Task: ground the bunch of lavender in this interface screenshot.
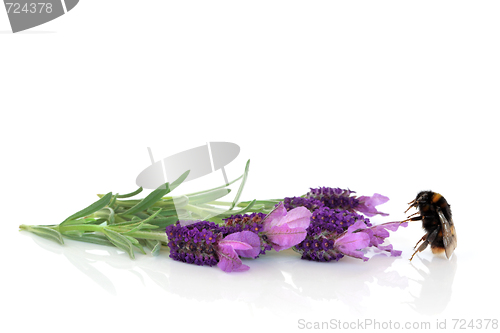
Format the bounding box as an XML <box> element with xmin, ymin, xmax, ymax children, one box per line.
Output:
<box><xmin>215</xmin><ymin>187</ymin><xmax>407</xmax><ymax>264</ymax></box>
<box><xmin>166</xmin><ymin>204</ymin><xmax>312</xmax><ymax>272</ymax></box>
<box><xmin>18</xmin><ymin>153</ymin><xmax>408</xmax><ymax>272</ymax></box>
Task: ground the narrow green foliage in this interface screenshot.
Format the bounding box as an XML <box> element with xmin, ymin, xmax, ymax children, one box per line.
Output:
<box><xmin>218</xmin><ymin>199</ymin><xmax>258</xmax><ymax>218</ymax></box>
<box><xmin>122</xmin><ymin>170</ymin><xmax>189</xmax><ymax>216</ymax></box>
<box><xmin>229</xmin><ymin>159</ymin><xmax>250</xmax><ymax>210</ymax></box>
<box><xmin>60</xmin><ymin>192</ymin><xmax>113</xmax><ymax>225</ymax></box>
<box><xmin>122</xmin><ymin>209</ymin><xmax>162</xmax><ymax>235</ymax></box>
<box><xmin>147</xmin><ymin>239</ymin><xmax>162</xmax><ymax>256</ymax></box>
<box><xmin>116</xmin><ymin>187</ymin><xmax>143</xmax><ymax>198</ymax></box>
<box><xmin>20</xmin><ymin>225</ymin><xmax>64</xmax><ymax>245</ymax></box>
<box><xmin>63</xmin><ymin>233</ymin><xmax>114</xmax><ymax>247</ymax></box>
<box><xmin>124</xmin><ymin>235</ymin><xmax>147</xmax><ymax>255</ymax></box>
<box><xmin>102</xmin><ymin>228</ymin><xmax>135</xmax><ymax>259</ymax></box>
<box><xmin>19</xmin><ymin>160</ymin><xmax>260</xmax><ymax>259</ymax></box>
<box><xmin>188</xmin><ymin>189</ymin><xmax>231</xmax><ymax>205</ymax></box>
<box><xmin>145</xmin><ymin>216</ymin><xmax>179</xmax><ymax>229</ymax></box>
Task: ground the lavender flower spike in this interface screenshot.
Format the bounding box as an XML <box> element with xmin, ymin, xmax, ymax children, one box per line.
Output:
<box><xmin>294</xmin><ymin>210</ymin><xmax>408</xmax><ymax>262</ymax></box>
<box><xmin>262</xmin><ymin>202</ymin><xmax>312</xmax><ymax>252</ymax></box>
<box><xmin>306</xmin><ymin>187</ymin><xmax>390</xmax><ymax>217</ymax></box>
<box><xmin>166</xmin><ymin>221</ymin><xmax>260</xmax><ymax>273</ymax></box>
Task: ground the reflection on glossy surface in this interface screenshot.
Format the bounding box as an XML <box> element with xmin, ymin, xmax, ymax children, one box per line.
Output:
<box><xmin>23</xmin><ymin>231</ymin><xmax>457</xmax><ymax>317</ymax></box>
<box><xmin>407</xmin><ymin>254</ymin><xmax>458</xmax><ymax>315</ymax></box>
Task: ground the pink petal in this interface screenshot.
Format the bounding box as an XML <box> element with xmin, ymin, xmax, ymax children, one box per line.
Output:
<box><xmin>218</xmin><ymin>239</ymin><xmax>253</xmax><ymax>250</ymax></box>
<box><xmin>265</xmin><ymin>224</ymin><xmax>308</xmax><ymax>252</ymax></box>
<box><xmin>371</xmin><ymin>221</ymin><xmax>408</xmax><ymax>232</ymax></box>
<box><xmin>262</xmin><ymin>202</ymin><xmax>287</xmax><ymax>231</ymax></box>
<box><xmin>346</xmin><ymin>220</ymin><xmax>369</xmax><ymax>233</ymax></box>
<box><xmin>216</xmin><ymin>243</ymin><xmax>250</xmax><ymax>273</ymax></box>
<box><xmin>357</xmin><ymin>193</ymin><xmax>390</xmax><ymax>217</ymax></box>
<box><xmin>276</xmin><ymin>206</ymin><xmax>312</xmax><ymax>229</ymax></box>
<box><xmin>222</xmin><ymin>231</ymin><xmax>261</xmax><ymax>258</ymax></box>
<box><xmin>334</xmin><ymin>231</ymin><xmax>370</xmax><ymax>260</ymax></box>
<box><xmin>365</xmin><ymin>221</ymin><xmax>408</xmax><ymax>246</ymax></box>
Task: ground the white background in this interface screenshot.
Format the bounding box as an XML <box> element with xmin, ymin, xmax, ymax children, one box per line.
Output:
<box><xmin>1</xmin><ymin>1</ymin><xmax>499</xmax><ymax>332</ymax></box>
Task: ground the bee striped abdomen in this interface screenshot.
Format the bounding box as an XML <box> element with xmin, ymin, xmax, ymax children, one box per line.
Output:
<box><xmin>407</xmin><ymin>190</ymin><xmax>457</xmax><ymax>261</ymax></box>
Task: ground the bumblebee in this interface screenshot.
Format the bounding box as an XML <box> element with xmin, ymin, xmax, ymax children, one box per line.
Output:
<box><xmin>404</xmin><ymin>191</ymin><xmax>457</xmax><ymax>261</ymax></box>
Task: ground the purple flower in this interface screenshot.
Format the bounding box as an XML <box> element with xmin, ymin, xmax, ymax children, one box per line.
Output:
<box><xmin>356</xmin><ymin>193</ymin><xmax>390</xmax><ymax>217</ymax></box>
<box><xmin>294</xmin><ymin>209</ymin><xmax>372</xmax><ymax>262</ymax></box>
<box><xmin>333</xmin><ymin>220</ymin><xmax>371</xmax><ymax>261</ymax></box>
<box><xmin>283</xmin><ymin>196</ymin><xmax>325</xmax><ymax>212</ymax></box>
<box><xmin>166</xmin><ymin>221</ymin><xmax>223</xmax><ymax>267</ymax></box>
<box><xmin>166</xmin><ymin>221</ymin><xmax>262</xmax><ymax>273</ymax></box>
<box><xmin>360</xmin><ymin>221</ymin><xmax>409</xmax><ymax>256</ymax></box>
<box><xmin>306</xmin><ymin>187</ymin><xmax>389</xmax><ymax>217</ymax></box>
<box><xmin>222</xmin><ymin>231</ymin><xmax>261</xmax><ymax>259</ymax></box>
<box><xmin>216</xmin><ymin>231</ymin><xmax>261</xmax><ymax>272</ymax></box>
<box><xmin>222</xmin><ymin>212</ymin><xmax>271</xmax><ymax>255</ymax></box>
<box><xmin>306</xmin><ymin>187</ymin><xmax>359</xmax><ymax>211</ymax></box>
<box><xmin>261</xmin><ymin>202</ymin><xmax>312</xmax><ymax>252</ymax></box>
<box><xmin>293</xmin><ymin>209</ymin><xmax>407</xmax><ymax>262</ymax></box>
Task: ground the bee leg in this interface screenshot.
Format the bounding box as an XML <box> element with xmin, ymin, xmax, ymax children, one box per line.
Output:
<box><xmin>404</xmin><ymin>200</ymin><xmax>416</xmax><ymax>213</ymax></box>
<box><xmin>401</xmin><ymin>215</ymin><xmax>423</xmax><ymax>223</ymax></box>
<box><xmin>414</xmin><ymin>234</ymin><xmax>427</xmax><ymax>250</ymax></box>
<box><xmin>409</xmin><ymin>228</ymin><xmax>439</xmax><ymax>261</ymax></box>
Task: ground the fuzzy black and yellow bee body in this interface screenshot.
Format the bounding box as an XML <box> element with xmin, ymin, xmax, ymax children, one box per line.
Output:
<box><xmin>405</xmin><ymin>191</ymin><xmax>457</xmax><ymax>261</ymax></box>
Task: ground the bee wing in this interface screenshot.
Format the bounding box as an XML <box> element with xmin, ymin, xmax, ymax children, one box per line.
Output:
<box><xmin>437</xmin><ymin>208</ymin><xmax>457</xmax><ymax>259</ymax></box>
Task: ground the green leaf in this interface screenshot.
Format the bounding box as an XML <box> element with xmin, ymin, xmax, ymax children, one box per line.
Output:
<box><xmin>62</xmin><ymin>230</ymin><xmax>84</xmax><ymax>237</ymax></box>
<box><xmin>63</xmin><ymin>233</ymin><xmax>114</xmax><ymax>247</ymax></box>
<box><xmin>122</xmin><ymin>209</ymin><xmax>162</xmax><ymax>235</ymax></box>
<box><xmin>184</xmin><ymin>173</ymin><xmax>243</xmax><ymax>196</ymax></box>
<box><xmin>218</xmin><ymin>199</ymin><xmax>258</xmax><ymax>218</ymax></box>
<box><xmin>189</xmin><ymin>189</ymin><xmax>231</xmax><ymax>205</ymax></box>
<box><xmin>20</xmin><ymin>225</ymin><xmax>64</xmax><ymax>245</ymax></box>
<box><xmin>169</xmin><ymin>169</ymin><xmax>191</xmax><ymax>193</ymax></box>
<box><xmin>148</xmin><ymin>240</ymin><xmax>162</xmax><ymax>256</ymax></box>
<box><xmin>61</xmin><ymin>192</ymin><xmax>113</xmax><ymax>225</ymax></box>
<box><xmin>102</xmin><ymin>228</ymin><xmax>135</xmax><ymax>259</ymax></box>
<box><xmin>116</xmin><ymin>187</ymin><xmax>143</xmax><ymax>198</ymax></box>
<box><xmin>122</xmin><ymin>170</ymin><xmax>190</xmax><ymax>216</ymax></box>
<box><xmin>101</xmin><ymin>207</ymin><xmax>115</xmax><ymax>224</ymax></box>
<box><xmin>55</xmin><ymin>217</ymin><xmax>100</xmax><ymax>226</ymax></box>
<box><xmin>145</xmin><ymin>216</ymin><xmax>179</xmax><ymax>229</ymax></box>
<box><xmin>108</xmin><ymin>193</ymin><xmax>118</xmax><ymax>208</ymax></box>
<box><xmin>124</xmin><ymin>235</ymin><xmax>146</xmax><ymax>255</ymax></box>
<box><xmin>156</xmin><ymin>209</ymin><xmax>183</xmax><ymax>217</ymax></box>
<box><xmin>230</xmin><ymin>159</ymin><xmax>250</xmax><ymax>210</ymax></box>
<box><xmin>144</xmin><ymin>239</ymin><xmax>162</xmax><ymax>256</ymax></box>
